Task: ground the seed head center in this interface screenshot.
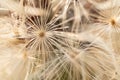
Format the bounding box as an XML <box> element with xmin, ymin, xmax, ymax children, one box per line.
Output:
<box><xmin>38</xmin><ymin>31</ymin><xmax>45</xmax><ymax>38</ymax></box>
<box><xmin>110</xmin><ymin>19</ymin><xmax>116</xmax><ymax>26</ymax></box>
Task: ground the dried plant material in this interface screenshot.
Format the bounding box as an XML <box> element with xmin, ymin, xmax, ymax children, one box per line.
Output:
<box><xmin>0</xmin><ymin>0</ymin><xmax>120</xmax><ymax>80</ymax></box>
<box><xmin>90</xmin><ymin>7</ymin><xmax>120</xmax><ymax>54</ymax></box>
<box><xmin>33</xmin><ymin>33</ymin><xmax>115</xmax><ymax>80</ymax></box>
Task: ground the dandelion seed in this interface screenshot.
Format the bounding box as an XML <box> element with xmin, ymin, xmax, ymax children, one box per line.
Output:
<box><xmin>35</xmin><ymin>33</ymin><xmax>115</xmax><ymax>80</ymax></box>
<box><xmin>0</xmin><ymin>0</ymin><xmax>120</xmax><ymax>80</ymax></box>
<box><xmin>90</xmin><ymin>6</ymin><xmax>120</xmax><ymax>54</ymax></box>
<box><xmin>14</xmin><ymin>0</ymin><xmax>75</xmax><ymax>64</ymax></box>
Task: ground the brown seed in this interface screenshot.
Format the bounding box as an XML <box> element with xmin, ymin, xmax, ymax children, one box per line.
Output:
<box><xmin>39</xmin><ymin>31</ymin><xmax>45</xmax><ymax>38</ymax></box>
<box><xmin>110</xmin><ymin>19</ymin><xmax>116</xmax><ymax>26</ymax></box>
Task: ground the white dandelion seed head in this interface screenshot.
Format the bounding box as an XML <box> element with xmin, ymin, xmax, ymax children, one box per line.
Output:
<box><xmin>32</xmin><ymin>32</ymin><xmax>116</xmax><ymax>80</ymax></box>
<box><xmin>0</xmin><ymin>0</ymin><xmax>120</xmax><ymax>80</ymax></box>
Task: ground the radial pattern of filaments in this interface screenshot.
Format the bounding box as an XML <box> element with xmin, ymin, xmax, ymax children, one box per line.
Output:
<box><xmin>92</xmin><ymin>7</ymin><xmax>120</xmax><ymax>27</ymax></box>
<box><xmin>1</xmin><ymin>0</ymin><xmax>120</xmax><ymax>80</ymax></box>
<box><xmin>90</xmin><ymin>6</ymin><xmax>120</xmax><ymax>54</ymax></box>
<box><xmin>32</xmin><ymin>33</ymin><xmax>115</xmax><ymax>80</ymax></box>
<box><xmin>20</xmin><ymin>0</ymin><xmax>74</xmax><ymax>63</ymax></box>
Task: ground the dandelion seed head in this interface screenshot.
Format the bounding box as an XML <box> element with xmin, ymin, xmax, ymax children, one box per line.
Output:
<box><xmin>35</xmin><ymin>32</ymin><xmax>116</xmax><ymax>80</ymax></box>
<box><xmin>1</xmin><ymin>0</ymin><xmax>120</xmax><ymax>80</ymax></box>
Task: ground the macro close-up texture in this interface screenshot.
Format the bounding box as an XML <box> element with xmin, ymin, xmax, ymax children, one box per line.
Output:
<box><xmin>0</xmin><ymin>0</ymin><xmax>120</xmax><ymax>80</ymax></box>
